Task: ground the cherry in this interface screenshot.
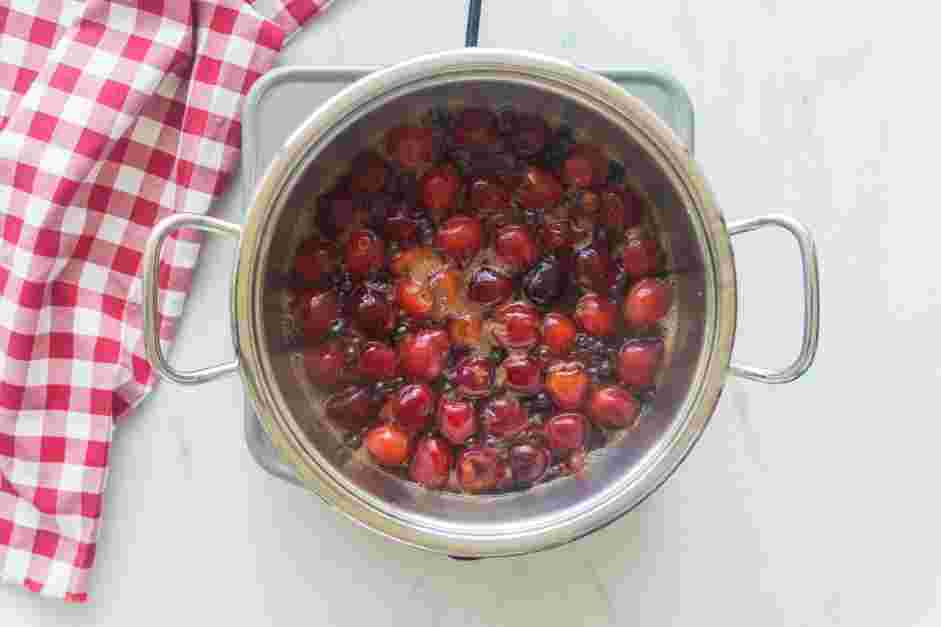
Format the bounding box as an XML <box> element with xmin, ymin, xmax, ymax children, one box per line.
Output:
<box><xmin>390</xmin><ymin>246</ymin><xmax>441</xmax><ymax>277</ymax></box>
<box><xmin>522</xmin><ymin>256</ymin><xmax>564</xmax><ymax>307</ymax></box>
<box><xmin>303</xmin><ymin>340</ymin><xmax>344</xmax><ymax>387</ymax></box>
<box><xmin>467</xmin><ymin>267</ymin><xmax>513</xmax><ymax>306</ymax></box>
<box><xmin>563</xmin><ymin>449</ymin><xmax>587</xmax><ymax>475</ymax></box>
<box><xmin>468</xmin><ymin>177</ymin><xmax>511</xmax><ymax>212</ymax></box>
<box><xmin>518</xmin><ymin>166</ymin><xmax>562</xmax><ymax>209</ymax></box>
<box><xmin>495</xmin><ymin>225</ymin><xmax>539</xmax><ymax>272</ymax></box>
<box><xmin>600</xmin><ymin>187</ymin><xmax>643</xmax><ymax>232</ymax></box>
<box><xmin>540</xmin><ymin>218</ymin><xmax>573</xmax><ymax>251</ymax></box>
<box><xmin>398</xmin><ymin>329</ymin><xmax>450</xmax><ymax>381</ymax></box>
<box><xmin>395</xmin><ymin>383</ymin><xmax>436</xmax><ymax>432</ymax></box>
<box><xmin>623</xmin><ymin>278</ymin><xmax>672</xmax><ymax>328</ymax></box>
<box><xmin>448</xmin><ymin>313</ymin><xmax>483</xmax><ymax>349</ymax></box>
<box><xmin>385</xmin><ymin>125</ymin><xmax>435</xmax><ymax>169</ymax></box>
<box><xmin>449</xmin><ymin>355</ymin><xmax>494</xmax><ymax>398</ymax></box>
<box><xmin>562</xmin><ymin>145</ymin><xmax>607</xmax><ymax>188</ymax></box>
<box><xmin>349</xmin><ymin>152</ymin><xmax>388</xmax><ymax>194</ymax></box>
<box><xmin>365</xmin><ymin>423</ymin><xmax>411</xmax><ymax>466</ymax></box>
<box><xmin>574</xmin><ymin>244</ymin><xmax>610</xmax><ymax>294</ymax></box>
<box><xmin>437</xmin><ymin>396</ymin><xmax>477</xmax><ymax>444</ymax></box>
<box><xmin>500</xmin><ymin>354</ymin><xmax>542</xmax><ymax>394</ymax></box>
<box><xmin>544</xmin><ymin>412</ymin><xmax>588</xmax><ymax>453</ymax></box>
<box><xmin>508</xmin><ymin>443</ymin><xmax>550</xmax><ymax>485</ymax></box>
<box><xmin>325</xmin><ymin>385</ymin><xmax>379</xmax><ymax>430</ymax></box>
<box><xmin>420</xmin><ymin>163</ymin><xmax>461</xmax><ymax>213</ymax></box>
<box><xmin>588</xmin><ymin>386</ymin><xmax>641</xmax><ymax>429</ymax></box>
<box><xmin>396</xmin><ymin>278</ymin><xmax>434</xmax><ymax>319</ymax></box>
<box><xmin>492</xmin><ymin>301</ymin><xmax>542</xmax><ymax>349</ymax></box>
<box><xmin>576</xmin><ymin>189</ymin><xmax>601</xmax><ymax>217</ymax></box>
<box><xmin>509</xmin><ymin>113</ymin><xmax>548</xmax><ymax>157</ymax></box>
<box><xmin>317</xmin><ymin>193</ymin><xmax>358</xmax><ymax>239</ymax></box>
<box><xmin>293</xmin><ymin>237</ymin><xmax>334</xmax><ymax>285</ymax></box>
<box><xmin>544</xmin><ymin>361</ymin><xmax>590</xmax><ymax>410</ymax></box>
<box><xmin>345</xmin><ymin>229</ymin><xmax>384</xmax><ymax>277</ymax></box>
<box><xmin>383</xmin><ymin>205</ymin><xmax>420</xmax><ymax>244</ymax></box>
<box><xmin>428</xmin><ymin>267</ymin><xmax>462</xmax><ymax>317</ymax></box>
<box><xmin>452</xmin><ymin>108</ymin><xmax>499</xmax><ymax>148</ymax></box>
<box><xmin>435</xmin><ymin>215</ymin><xmax>483</xmax><ymax>263</ymax></box>
<box><xmin>457</xmin><ymin>446</ymin><xmax>502</xmax><ymax>493</ymax></box>
<box><xmin>409</xmin><ymin>436</ymin><xmax>454</xmax><ymax>488</ymax></box>
<box><xmin>293</xmin><ymin>289</ymin><xmax>339</xmax><ymax>341</ymax></box>
<box><xmin>481</xmin><ymin>396</ymin><xmax>529</xmax><ymax>440</ymax></box>
<box><xmin>542</xmin><ymin>313</ymin><xmax>577</xmax><ymax>356</ymax></box>
<box><xmin>617</xmin><ymin>338</ymin><xmax>664</xmax><ymax>387</ymax></box>
<box><xmin>574</xmin><ymin>293</ymin><xmax>617</xmax><ymax>337</ymax></box>
<box><xmin>357</xmin><ymin>341</ymin><xmax>398</xmax><ymax>380</ymax></box>
<box><xmin>350</xmin><ymin>284</ymin><xmax>395</xmax><ymax>338</ymax></box>
<box><xmin>621</xmin><ymin>237</ymin><xmax>662</xmax><ymax>278</ymax></box>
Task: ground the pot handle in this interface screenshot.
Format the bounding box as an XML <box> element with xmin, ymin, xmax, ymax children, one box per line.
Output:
<box><xmin>143</xmin><ymin>213</ymin><xmax>242</xmax><ymax>385</ymax></box>
<box><xmin>727</xmin><ymin>214</ymin><xmax>820</xmax><ymax>384</ymax></box>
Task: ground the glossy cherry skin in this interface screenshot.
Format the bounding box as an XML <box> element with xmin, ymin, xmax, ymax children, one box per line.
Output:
<box><xmin>303</xmin><ymin>340</ymin><xmax>344</xmax><ymax>387</ymax></box>
<box><xmin>517</xmin><ymin>166</ymin><xmax>563</xmax><ymax>209</ymax></box>
<box><xmin>383</xmin><ymin>205</ymin><xmax>420</xmax><ymax>244</ymax></box>
<box><xmin>492</xmin><ymin>302</ymin><xmax>542</xmax><ymax>349</ymax></box>
<box><xmin>467</xmin><ymin>267</ymin><xmax>513</xmax><ymax>306</ymax></box>
<box><xmin>385</xmin><ymin>125</ymin><xmax>435</xmax><ymax>169</ymax></box>
<box><xmin>562</xmin><ymin>145</ymin><xmax>607</xmax><ymax>188</ymax></box>
<box><xmin>544</xmin><ymin>361</ymin><xmax>590</xmax><ymax>410</ymax></box>
<box><xmin>623</xmin><ymin>278</ymin><xmax>673</xmax><ymax>328</ymax></box>
<box><xmin>617</xmin><ymin>338</ymin><xmax>664</xmax><ymax>387</ymax></box>
<box><xmin>435</xmin><ymin>215</ymin><xmax>483</xmax><ymax>263</ymax></box>
<box><xmin>345</xmin><ymin>229</ymin><xmax>384</xmax><ymax>277</ymax></box>
<box><xmin>325</xmin><ymin>385</ymin><xmax>379</xmax><ymax>431</ymax></box>
<box><xmin>420</xmin><ymin>163</ymin><xmax>461</xmax><ymax>213</ymax></box>
<box><xmin>522</xmin><ymin>256</ymin><xmax>564</xmax><ymax>308</ymax></box>
<box><xmin>621</xmin><ymin>238</ymin><xmax>662</xmax><ymax>278</ymax></box>
<box><xmin>540</xmin><ymin>219</ymin><xmax>573</xmax><ymax>252</ymax></box>
<box><xmin>508</xmin><ymin>443</ymin><xmax>550</xmax><ymax>485</ymax></box>
<box><xmin>501</xmin><ymin>354</ymin><xmax>542</xmax><ymax>394</ymax></box>
<box><xmin>481</xmin><ymin>396</ymin><xmax>529</xmax><ymax>439</ymax></box>
<box><xmin>542</xmin><ymin>313</ymin><xmax>577</xmax><ymax>356</ymax></box>
<box><xmin>365</xmin><ymin>423</ymin><xmax>411</xmax><ymax>466</ymax></box>
<box><xmin>448</xmin><ymin>313</ymin><xmax>483</xmax><ymax>349</ymax></box>
<box><xmin>457</xmin><ymin>447</ymin><xmax>502</xmax><ymax>493</ymax></box>
<box><xmin>349</xmin><ymin>152</ymin><xmax>388</xmax><ymax>194</ymax></box>
<box><xmin>398</xmin><ymin>329</ymin><xmax>450</xmax><ymax>381</ymax></box>
<box><xmin>588</xmin><ymin>386</ymin><xmax>641</xmax><ymax>429</ymax></box>
<box><xmin>437</xmin><ymin>396</ymin><xmax>477</xmax><ymax>444</ymax></box>
<box><xmin>396</xmin><ymin>277</ymin><xmax>434</xmax><ymax>319</ymax></box>
<box><xmin>544</xmin><ymin>412</ymin><xmax>588</xmax><ymax>453</ymax></box>
<box><xmin>294</xmin><ymin>289</ymin><xmax>339</xmax><ymax>342</ymax></box>
<box><xmin>293</xmin><ymin>237</ymin><xmax>334</xmax><ymax>285</ymax></box>
<box><xmin>395</xmin><ymin>383</ymin><xmax>436</xmax><ymax>433</ymax></box>
<box><xmin>449</xmin><ymin>356</ymin><xmax>494</xmax><ymax>398</ymax></box>
<box><xmin>468</xmin><ymin>177</ymin><xmax>511</xmax><ymax>212</ymax></box>
<box><xmin>574</xmin><ymin>293</ymin><xmax>618</xmax><ymax>337</ymax></box>
<box><xmin>357</xmin><ymin>341</ymin><xmax>398</xmax><ymax>380</ymax></box>
<box><xmin>350</xmin><ymin>285</ymin><xmax>395</xmax><ymax>339</ymax></box>
<box><xmin>600</xmin><ymin>187</ymin><xmax>644</xmax><ymax>232</ymax></box>
<box><xmin>574</xmin><ymin>245</ymin><xmax>610</xmax><ymax>294</ymax></box>
<box><xmin>495</xmin><ymin>225</ymin><xmax>539</xmax><ymax>272</ymax></box>
<box><xmin>409</xmin><ymin>436</ymin><xmax>454</xmax><ymax>488</ymax></box>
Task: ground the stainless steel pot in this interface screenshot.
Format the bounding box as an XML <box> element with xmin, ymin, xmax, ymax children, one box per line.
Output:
<box><xmin>142</xmin><ymin>49</ymin><xmax>819</xmax><ymax>557</ymax></box>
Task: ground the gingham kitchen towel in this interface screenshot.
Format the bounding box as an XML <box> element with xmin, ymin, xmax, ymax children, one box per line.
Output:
<box><xmin>0</xmin><ymin>0</ymin><xmax>332</xmax><ymax>601</ymax></box>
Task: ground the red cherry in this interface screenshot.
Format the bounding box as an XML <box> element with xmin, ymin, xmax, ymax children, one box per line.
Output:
<box><xmin>574</xmin><ymin>293</ymin><xmax>617</xmax><ymax>337</ymax></box>
<box><xmin>468</xmin><ymin>177</ymin><xmax>511</xmax><ymax>212</ymax></box>
<box><xmin>500</xmin><ymin>354</ymin><xmax>542</xmax><ymax>394</ymax></box>
<box><xmin>457</xmin><ymin>447</ymin><xmax>501</xmax><ymax>493</ymax></box>
<box><xmin>358</xmin><ymin>341</ymin><xmax>397</xmax><ymax>380</ymax></box>
<box><xmin>564</xmin><ymin>449</ymin><xmax>587</xmax><ymax>476</ymax></box>
<box><xmin>396</xmin><ymin>278</ymin><xmax>434</xmax><ymax>319</ymax></box>
<box><xmin>293</xmin><ymin>237</ymin><xmax>334</xmax><ymax>285</ymax></box>
<box><xmin>385</xmin><ymin>125</ymin><xmax>435</xmax><ymax>169</ymax></box>
<box><xmin>574</xmin><ymin>245</ymin><xmax>610</xmax><ymax>294</ymax></box>
<box><xmin>437</xmin><ymin>396</ymin><xmax>477</xmax><ymax>444</ymax></box>
<box><xmin>420</xmin><ymin>163</ymin><xmax>461</xmax><ymax>213</ymax></box>
<box><xmin>617</xmin><ymin>338</ymin><xmax>664</xmax><ymax>387</ymax></box>
<box><xmin>383</xmin><ymin>205</ymin><xmax>420</xmax><ymax>244</ymax></box>
<box><xmin>542</xmin><ymin>313</ymin><xmax>577</xmax><ymax>356</ymax></box>
<box><xmin>518</xmin><ymin>166</ymin><xmax>563</xmax><ymax>209</ymax></box>
<box><xmin>293</xmin><ymin>289</ymin><xmax>339</xmax><ymax>341</ymax></box>
<box><xmin>510</xmin><ymin>114</ymin><xmax>548</xmax><ymax>157</ymax></box>
<box><xmin>562</xmin><ymin>145</ymin><xmax>607</xmax><ymax>188</ymax></box>
<box><xmin>495</xmin><ymin>225</ymin><xmax>539</xmax><ymax>272</ymax></box>
<box><xmin>449</xmin><ymin>355</ymin><xmax>494</xmax><ymax>398</ymax></box>
<box><xmin>435</xmin><ymin>215</ymin><xmax>483</xmax><ymax>263</ymax></box>
<box><xmin>395</xmin><ymin>383</ymin><xmax>435</xmax><ymax>433</ymax></box>
<box><xmin>452</xmin><ymin>108</ymin><xmax>498</xmax><ymax>148</ymax></box>
<box><xmin>576</xmin><ymin>189</ymin><xmax>601</xmax><ymax>217</ymax></box>
<box><xmin>350</xmin><ymin>285</ymin><xmax>395</xmax><ymax>338</ymax></box>
<box><xmin>398</xmin><ymin>329</ymin><xmax>450</xmax><ymax>381</ymax></box>
<box><xmin>621</xmin><ymin>238</ymin><xmax>662</xmax><ymax>278</ymax></box>
<box><xmin>544</xmin><ymin>361</ymin><xmax>589</xmax><ymax>410</ymax></box>
<box><xmin>492</xmin><ymin>301</ymin><xmax>541</xmax><ymax>349</ymax></box>
<box><xmin>303</xmin><ymin>340</ymin><xmax>344</xmax><ymax>387</ymax></box>
<box><xmin>588</xmin><ymin>386</ymin><xmax>641</xmax><ymax>429</ymax></box>
<box><xmin>345</xmin><ymin>229</ymin><xmax>384</xmax><ymax>277</ymax></box>
<box><xmin>325</xmin><ymin>385</ymin><xmax>379</xmax><ymax>430</ymax></box>
<box><xmin>365</xmin><ymin>423</ymin><xmax>410</xmax><ymax>466</ymax></box>
<box><xmin>389</xmin><ymin>246</ymin><xmax>440</xmax><ymax>277</ymax></box>
<box><xmin>448</xmin><ymin>313</ymin><xmax>483</xmax><ymax>349</ymax></box>
<box><xmin>545</xmin><ymin>412</ymin><xmax>588</xmax><ymax>453</ymax></box>
<box><xmin>508</xmin><ymin>443</ymin><xmax>550</xmax><ymax>485</ymax></box>
<box><xmin>481</xmin><ymin>396</ymin><xmax>529</xmax><ymax>439</ymax></box>
<box><xmin>623</xmin><ymin>278</ymin><xmax>672</xmax><ymax>327</ymax></box>
<box><xmin>349</xmin><ymin>152</ymin><xmax>388</xmax><ymax>194</ymax></box>
<box><xmin>540</xmin><ymin>218</ymin><xmax>573</xmax><ymax>251</ymax></box>
<box><xmin>600</xmin><ymin>187</ymin><xmax>643</xmax><ymax>232</ymax></box>
<box><xmin>409</xmin><ymin>436</ymin><xmax>454</xmax><ymax>488</ymax></box>
<box><xmin>467</xmin><ymin>267</ymin><xmax>513</xmax><ymax>306</ymax></box>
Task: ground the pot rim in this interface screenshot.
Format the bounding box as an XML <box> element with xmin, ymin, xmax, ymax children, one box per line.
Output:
<box><xmin>232</xmin><ymin>48</ymin><xmax>737</xmax><ymax>556</ymax></box>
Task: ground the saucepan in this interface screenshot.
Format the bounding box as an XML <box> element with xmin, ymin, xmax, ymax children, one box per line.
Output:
<box><xmin>141</xmin><ymin>49</ymin><xmax>819</xmax><ymax>557</ymax></box>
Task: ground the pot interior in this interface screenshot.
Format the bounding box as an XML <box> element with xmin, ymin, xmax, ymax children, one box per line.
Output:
<box><xmin>252</xmin><ymin>72</ymin><xmax>717</xmax><ymax>548</ymax></box>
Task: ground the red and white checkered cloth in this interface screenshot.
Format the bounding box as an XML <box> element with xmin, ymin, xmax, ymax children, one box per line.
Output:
<box><xmin>0</xmin><ymin>0</ymin><xmax>332</xmax><ymax>602</ymax></box>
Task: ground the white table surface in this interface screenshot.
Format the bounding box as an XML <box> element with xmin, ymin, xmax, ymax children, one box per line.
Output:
<box><xmin>2</xmin><ymin>1</ymin><xmax>924</xmax><ymax>624</ymax></box>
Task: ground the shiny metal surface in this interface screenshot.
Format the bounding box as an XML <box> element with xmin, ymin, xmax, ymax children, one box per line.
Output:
<box><xmin>728</xmin><ymin>215</ymin><xmax>820</xmax><ymax>384</ymax></box>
